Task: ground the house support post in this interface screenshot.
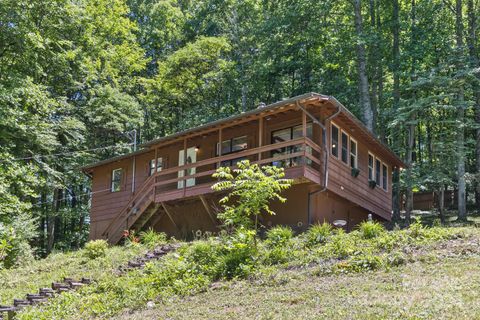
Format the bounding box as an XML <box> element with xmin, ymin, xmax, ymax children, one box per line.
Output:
<box><xmin>183</xmin><ymin>138</ymin><xmax>187</xmax><ymax>197</ymax></box>
<box><xmin>258</xmin><ymin>116</ymin><xmax>264</xmax><ymax>161</ymax></box>
<box><xmin>161</xmin><ymin>202</ymin><xmax>180</xmax><ymax>232</ymax></box>
<box><xmin>217</xmin><ymin>128</ymin><xmax>222</xmax><ymax>168</ymax></box>
<box><xmin>199</xmin><ymin>195</ymin><xmax>218</xmax><ymax>228</ymax></box>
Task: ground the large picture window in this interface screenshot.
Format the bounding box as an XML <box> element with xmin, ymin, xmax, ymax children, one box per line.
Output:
<box><xmin>216</xmin><ymin>135</ymin><xmax>248</xmax><ymax>167</ymax></box>
<box><xmin>272</xmin><ymin>123</ymin><xmax>312</xmax><ymax>167</ymax></box>
<box><xmin>111</xmin><ymin>168</ymin><xmax>122</xmax><ymax>192</ymax></box>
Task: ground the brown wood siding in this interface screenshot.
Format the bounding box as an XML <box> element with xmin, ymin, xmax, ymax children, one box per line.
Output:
<box><xmin>326</xmin><ymin>118</ymin><xmax>392</xmax><ymax>220</ymax></box>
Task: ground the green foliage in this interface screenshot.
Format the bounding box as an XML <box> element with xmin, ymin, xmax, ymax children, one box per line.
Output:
<box><xmin>265</xmin><ymin>226</ymin><xmax>294</xmax><ymax>247</ymax></box>
<box><xmin>358</xmin><ymin>221</ymin><xmax>385</xmax><ymax>239</ymax></box>
<box><xmin>83</xmin><ymin>240</ymin><xmax>109</xmax><ymax>259</ymax></box>
<box><xmin>220</xmin><ymin>228</ymin><xmax>258</xmax><ymax>279</ymax></box>
<box><xmin>305</xmin><ymin>222</ymin><xmax>333</xmax><ymax>246</ymax></box>
<box><xmin>139</xmin><ymin>229</ymin><xmax>167</xmax><ymax>249</ymax></box>
<box><xmin>0</xmin><ymin>214</ymin><xmax>36</xmax><ymax>269</ymax></box>
<box><xmin>212</xmin><ymin>160</ymin><xmax>292</xmax><ymax>232</ymax></box>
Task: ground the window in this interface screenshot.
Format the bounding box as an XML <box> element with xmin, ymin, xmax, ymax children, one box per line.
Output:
<box><xmin>331</xmin><ymin>124</ymin><xmax>339</xmax><ymax>158</ymax></box>
<box><xmin>375</xmin><ymin>159</ymin><xmax>381</xmax><ymax>186</ymax></box>
<box><xmin>149</xmin><ymin>157</ymin><xmax>163</xmax><ymax>176</ymax></box>
<box><xmin>350</xmin><ymin>139</ymin><xmax>358</xmax><ymax>169</ymax></box>
<box><xmin>111</xmin><ymin>168</ymin><xmax>122</xmax><ymax>192</ymax></box>
<box><xmin>382</xmin><ymin>164</ymin><xmax>388</xmax><ymax>191</ymax></box>
<box><xmin>368</xmin><ymin>154</ymin><xmax>374</xmax><ymax>181</ymax></box>
<box><xmin>216</xmin><ymin>135</ymin><xmax>248</xmax><ymax>167</ymax></box>
<box><xmin>341</xmin><ymin>131</ymin><xmax>349</xmax><ymax>164</ymax></box>
<box><xmin>272</xmin><ymin>123</ymin><xmax>313</xmax><ymax>167</ymax></box>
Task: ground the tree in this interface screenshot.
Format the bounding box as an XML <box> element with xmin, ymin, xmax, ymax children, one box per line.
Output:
<box><xmin>212</xmin><ymin>160</ymin><xmax>292</xmax><ymax>243</ymax></box>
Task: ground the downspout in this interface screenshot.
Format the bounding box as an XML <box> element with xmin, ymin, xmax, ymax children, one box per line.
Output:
<box><xmin>296</xmin><ymin>99</ymin><xmax>342</xmax><ymax>225</ymax></box>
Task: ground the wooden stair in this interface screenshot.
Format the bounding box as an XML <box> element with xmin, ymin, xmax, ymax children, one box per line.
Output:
<box><xmin>102</xmin><ymin>174</ymin><xmax>159</xmax><ymax>244</ymax></box>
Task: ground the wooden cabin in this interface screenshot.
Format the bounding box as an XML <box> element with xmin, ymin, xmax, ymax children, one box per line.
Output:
<box><xmin>82</xmin><ymin>93</ymin><xmax>404</xmax><ymax>244</ymax></box>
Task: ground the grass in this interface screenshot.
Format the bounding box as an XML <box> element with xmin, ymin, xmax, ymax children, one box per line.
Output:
<box><xmin>0</xmin><ymin>244</ymin><xmax>147</xmax><ymax>306</ymax></box>
<box><xmin>124</xmin><ymin>250</ymin><xmax>480</xmax><ymax>320</ymax></box>
<box><xmin>2</xmin><ymin>222</ymin><xmax>479</xmax><ymax>319</ymax></box>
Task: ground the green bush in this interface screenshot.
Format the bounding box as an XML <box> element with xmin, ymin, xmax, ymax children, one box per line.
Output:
<box><xmin>220</xmin><ymin>228</ymin><xmax>257</xmax><ymax>279</ymax></box>
<box><xmin>0</xmin><ymin>215</ymin><xmax>36</xmax><ymax>269</ymax></box>
<box><xmin>305</xmin><ymin>222</ymin><xmax>332</xmax><ymax>246</ymax></box>
<box><xmin>265</xmin><ymin>226</ymin><xmax>293</xmax><ymax>247</ymax></box>
<box><xmin>139</xmin><ymin>229</ymin><xmax>167</xmax><ymax>249</ymax></box>
<box><xmin>84</xmin><ymin>240</ymin><xmax>109</xmax><ymax>259</ymax></box>
<box><xmin>264</xmin><ymin>247</ymin><xmax>290</xmax><ymax>265</ymax></box>
<box><xmin>359</xmin><ymin>221</ymin><xmax>385</xmax><ymax>239</ymax></box>
<box><xmin>336</xmin><ymin>252</ymin><xmax>383</xmax><ymax>273</ymax></box>
<box><xmin>180</xmin><ymin>240</ymin><xmax>223</xmax><ymax>280</ymax></box>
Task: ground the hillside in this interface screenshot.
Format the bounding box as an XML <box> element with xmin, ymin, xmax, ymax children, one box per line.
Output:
<box><xmin>123</xmin><ymin>233</ymin><xmax>480</xmax><ymax>320</ymax></box>
<box><xmin>1</xmin><ymin>223</ymin><xmax>479</xmax><ymax>320</ymax></box>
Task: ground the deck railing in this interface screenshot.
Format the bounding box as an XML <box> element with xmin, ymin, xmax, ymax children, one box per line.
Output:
<box><xmin>102</xmin><ymin>137</ymin><xmax>323</xmax><ymax>243</ymax></box>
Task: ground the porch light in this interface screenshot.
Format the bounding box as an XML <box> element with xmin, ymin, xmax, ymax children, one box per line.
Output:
<box><xmin>332</xmin><ymin>143</ymin><xmax>336</xmax><ymax>148</ymax></box>
<box><xmin>194</xmin><ymin>146</ymin><xmax>200</xmax><ymax>152</ymax></box>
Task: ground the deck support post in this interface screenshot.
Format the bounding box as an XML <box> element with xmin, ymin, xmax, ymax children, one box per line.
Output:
<box><xmin>302</xmin><ymin>109</ymin><xmax>307</xmax><ymax>165</ymax></box>
<box><xmin>199</xmin><ymin>195</ymin><xmax>218</xmax><ymax>228</ymax></box>
<box><xmin>217</xmin><ymin>128</ymin><xmax>222</xmax><ymax>168</ymax></box>
<box><xmin>161</xmin><ymin>202</ymin><xmax>180</xmax><ymax>232</ymax></box>
<box><xmin>183</xmin><ymin>138</ymin><xmax>187</xmax><ymax>197</ymax></box>
<box><xmin>258</xmin><ymin>116</ymin><xmax>264</xmax><ymax>160</ymax></box>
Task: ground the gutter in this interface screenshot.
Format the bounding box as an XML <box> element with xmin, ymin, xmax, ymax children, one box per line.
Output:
<box><xmin>296</xmin><ymin>99</ymin><xmax>342</xmax><ymax>225</ymax></box>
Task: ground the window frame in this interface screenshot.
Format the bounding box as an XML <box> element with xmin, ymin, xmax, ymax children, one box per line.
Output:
<box><xmin>368</xmin><ymin>153</ymin><xmax>374</xmax><ymax>181</ymax></box>
<box><xmin>331</xmin><ymin>122</ymin><xmax>339</xmax><ymax>158</ymax></box>
<box><xmin>382</xmin><ymin>163</ymin><xmax>388</xmax><ymax>191</ymax></box>
<box><xmin>350</xmin><ymin>138</ymin><xmax>358</xmax><ymax>169</ymax></box>
<box><xmin>375</xmin><ymin>158</ymin><xmax>381</xmax><ymax>186</ymax></box>
<box><xmin>149</xmin><ymin>157</ymin><xmax>163</xmax><ymax>176</ymax></box>
<box><xmin>111</xmin><ymin>168</ymin><xmax>123</xmax><ymax>192</ymax></box>
<box><xmin>340</xmin><ymin>130</ymin><xmax>349</xmax><ymax>164</ymax></box>
<box><xmin>216</xmin><ymin>135</ymin><xmax>249</xmax><ymax>167</ymax></box>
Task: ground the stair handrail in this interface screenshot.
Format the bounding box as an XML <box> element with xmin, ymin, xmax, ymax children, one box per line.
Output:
<box><xmin>101</xmin><ymin>172</ymin><xmax>157</xmax><ymax>238</ymax></box>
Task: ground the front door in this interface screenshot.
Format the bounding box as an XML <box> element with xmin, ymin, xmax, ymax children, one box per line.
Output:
<box><xmin>178</xmin><ymin>147</ymin><xmax>196</xmax><ymax>189</ymax></box>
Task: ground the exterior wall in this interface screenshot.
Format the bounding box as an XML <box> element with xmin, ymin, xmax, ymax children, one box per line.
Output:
<box><xmin>325</xmin><ymin>117</ymin><xmax>393</xmax><ymax>220</ymax></box>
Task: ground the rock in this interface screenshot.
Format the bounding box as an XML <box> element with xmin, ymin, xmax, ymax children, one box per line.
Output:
<box><xmin>146</xmin><ymin>301</ymin><xmax>155</xmax><ymax>309</ymax></box>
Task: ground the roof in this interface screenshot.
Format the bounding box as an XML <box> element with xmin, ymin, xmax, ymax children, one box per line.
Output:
<box><xmin>82</xmin><ymin>92</ymin><xmax>405</xmax><ymax>172</ymax></box>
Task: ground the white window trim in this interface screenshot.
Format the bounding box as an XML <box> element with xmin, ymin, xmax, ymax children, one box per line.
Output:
<box><xmin>368</xmin><ymin>152</ymin><xmax>375</xmax><ymax>181</ymax></box>
<box><xmin>111</xmin><ymin>168</ymin><xmax>122</xmax><ymax>192</ymax></box>
<box><xmin>382</xmin><ymin>162</ymin><xmax>389</xmax><ymax>191</ymax></box>
<box><xmin>350</xmin><ymin>137</ymin><xmax>358</xmax><ymax>169</ymax></box>
<box><xmin>340</xmin><ymin>129</ymin><xmax>349</xmax><ymax>165</ymax></box>
<box><xmin>331</xmin><ymin>122</ymin><xmax>340</xmax><ymax>158</ymax></box>
<box><xmin>368</xmin><ymin>152</ymin><xmax>389</xmax><ymax>193</ymax></box>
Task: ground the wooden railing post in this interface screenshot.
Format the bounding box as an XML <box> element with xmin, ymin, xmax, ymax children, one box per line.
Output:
<box><xmin>183</xmin><ymin>138</ymin><xmax>187</xmax><ymax>197</ymax></box>
<box><xmin>302</xmin><ymin>110</ymin><xmax>307</xmax><ymax>165</ymax></box>
<box><xmin>258</xmin><ymin>116</ymin><xmax>264</xmax><ymax>161</ymax></box>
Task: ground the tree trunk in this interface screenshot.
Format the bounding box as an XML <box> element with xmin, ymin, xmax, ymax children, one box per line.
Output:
<box><xmin>406</xmin><ymin>120</ymin><xmax>415</xmax><ymax>225</ymax></box>
<box><xmin>354</xmin><ymin>0</ymin><xmax>374</xmax><ymax>132</ymax></box>
<box><xmin>455</xmin><ymin>0</ymin><xmax>467</xmax><ymax>221</ymax></box>
<box><xmin>391</xmin><ymin>0</ymin><xmax>402</xmax><ymax>221</ymax></box>
<box><xmin>467</xmin><ymin>0</ymin><xmax>480</xmax><ymax>211</ymax></box>
<box><xmin>439</xmin><ymin>185</ymin><xmax>445</xmax><ymax>223</ymax></box>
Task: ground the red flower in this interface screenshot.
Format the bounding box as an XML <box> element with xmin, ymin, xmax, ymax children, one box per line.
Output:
<box><xmin>122</xmin><ymin>230</ymin><xmax>130</xmax><ymax>238</ymax></box>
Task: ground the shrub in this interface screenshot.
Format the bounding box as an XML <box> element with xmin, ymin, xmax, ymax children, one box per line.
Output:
<box><xmin>265</xmin><ymin>226</ymin><xmax>293</xmax><ymax>247</ymax></box>
<box><xmin>84</xmin><ymin>240</ymin><xmax>109</xmax><ymax>259</ymax></box>
<box><xmin>180</xmin><ymin>240</ymin><xmax>223</xmax><ymax>280</ymax></box>
<box><xmin>139</xmin><ymin>229</ymin><xmax>167</xmax><ymax>249</ymax></box>
<box><xmin>305</xmin><ymin>222</ymin><xmax>332</xmax><ymax>246</ymax></box>
<box><xmin>264</xmin><ymin>247</ymin><xmax>290</xmax><ymax>265</ymax></box>
<box><xmin>359</xmin><ymin>221</ymin><xmax>385</xmax><ymax>239</ymax></box>
<box><xmin>220</xmin><ymin>228</ymin><xmax>258</xmax><ymax>279</ymax></box>
<box><xmin>0</xmin><ymin>215</ymin><xmax>36</xmax><ymax>269</ymax></box>
<box><xmin>336</xmin><ymin>252</ymin><xmax>383</xmax><ymax>273</ymax></box>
